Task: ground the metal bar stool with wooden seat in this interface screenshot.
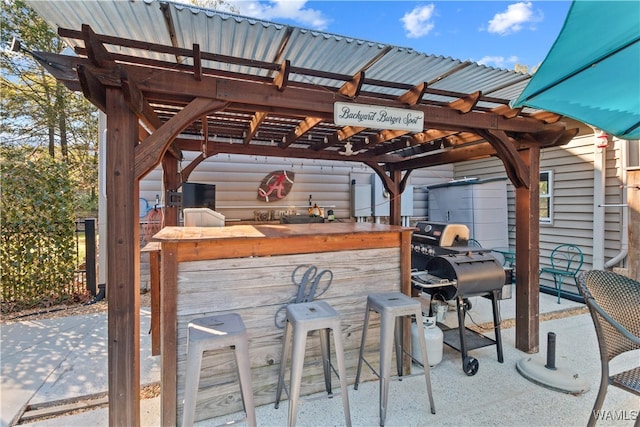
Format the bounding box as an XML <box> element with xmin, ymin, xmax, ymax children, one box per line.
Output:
<box><xmin>275</xmin><ymin>300</ymin><xmax>351</xmax><ymax>427</ymax></box>
<box><xmin>354</xmin><ymin>291</ymin><xmax>436</xmax><ymax>426</ymax></box>
<box><xmin>182</xmin><ymin>313</ymin><xmax>256</xmax><ymax>427</ymax></box>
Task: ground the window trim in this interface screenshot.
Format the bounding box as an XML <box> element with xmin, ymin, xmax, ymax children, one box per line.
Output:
<box><xmin>629</xmin><ymin>139</ymin><xmax>639</xmax><ymax>167</ymax></box>
<box><xmin>540</xmin><ymin>170</ymin><xmax>553</xmax><ymax>225</ymax></box>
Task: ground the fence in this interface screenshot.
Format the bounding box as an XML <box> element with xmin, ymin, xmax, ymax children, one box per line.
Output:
<box><xmin>0</xmin><ymin>218</ymin><xmax>98</xmax><ymax>311</ymax></box>
<box><xmin>74</xmin><ymin>218</ymin><xmax>97</xmax><ymax>296</ymax></box>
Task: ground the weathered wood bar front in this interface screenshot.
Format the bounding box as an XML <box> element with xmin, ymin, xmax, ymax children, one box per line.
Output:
<box><xmin>152</xmin><ymin>222</ymin><xmax>414</xmax><ymax>425</ymax></box>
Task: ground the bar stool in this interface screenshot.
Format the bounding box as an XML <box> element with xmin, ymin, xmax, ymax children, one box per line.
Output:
<box><xmin>182</xmin><ymin>313</ymin><xmax>256</xmax><ymax>427</ymax></box>
<box><xmin>275</xmin><ymin>300</ymin><xmax>351</xmax><ymax>427</ymax></box>
<box><xmin>354</xmin><ymin>292</ymin><xmax>436</xmax><ymax>426</ymax></box>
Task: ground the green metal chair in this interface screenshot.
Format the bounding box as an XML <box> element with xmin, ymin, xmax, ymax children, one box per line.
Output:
<box><xmin>576</xmin><ymin>270</ymin><xmax>640</xmax><ymax>427</ymax></box>
<box><xmin>539</xmin><ymin>244</ymin><xmax>584</xmax><ymax>303</ymax></box>
<box><xmin>468</xmin><ymin>238</ymin><xmax>482</xmax><ymax>248</ymax></box>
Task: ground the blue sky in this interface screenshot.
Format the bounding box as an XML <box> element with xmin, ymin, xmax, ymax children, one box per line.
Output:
<box><xmin>199</xmin><ymin>1</ymin><xmax>573</xmax><ymax>71</ymax></box>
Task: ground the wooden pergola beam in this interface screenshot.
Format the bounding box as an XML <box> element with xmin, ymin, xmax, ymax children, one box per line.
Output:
<box><xmin>38</xmin><ymin>50</ymin><xmax>558</xmax><ymax>137</ymax></box>
<box><xmin>448</xmin><ymin>90</ymin><xmax>481</xmax><ymax>114</ymax></box>
<box><xmin>492</xmin><ymin>104</ymin><xmax>523</xmax><ymax>119</ymax></box>
<box><xmin>177</xmin><ymin>139</ymin><xmax>401</xmax><ymax>164</ymax></box>
<box><xmin>479</xmin><ymin>129</ymin><xmax>530</xmax><ymax>189</ymax></box>
<box><xmin>350</xmin><ymin>129</ymin><xmax>408</xmax><ymax>152</ymax></box>
<box><xmin>193</xmin><ymin>43</ymin><xmax>202</xmax><ymax>81</ymax></box>
<box><xmin>82</xmin><ymin>24</ymin><xmax>111</xmax><ymax>68</ymax></box>
<box><xmin>390</xmin><ymin>141</ymin><xmax>499</xmax><ymax>171</ymax></box>
<box><xmin>280</xmin><ymin>116</ymin><xmax>322</xmax><ymax>148</ymax></box>
<box><xmin>135</xmin><ymin>98</ymin><xmax>228</xmax><ymax>179</ymax></box>
<box><xmin>311</xmin><ymin>125</ymin><xmax>367</xmax><ymax>150</ymax></box>
<box><xmin>244</xmin><ymin>111</ymin><xmax>267</xmax><ymax>144</ymax></box>
<box><xmin>339</xmin><ymin>70</ymin><xmax>365</xmax><ymax>98</ymax></box>
<box><xmin>273</xmin><ymin>59</ymin><xmax>290</xmax><ymax>91</ymax></box>
<box><xmin>398</xmin><ymin>82</ymin><xmax>427</xmax><ymax>106</ymax></box>
<box><xmin>77</xmin><ymin>64</ymin><xmax>107</xmax><ymax>112</ymax></box>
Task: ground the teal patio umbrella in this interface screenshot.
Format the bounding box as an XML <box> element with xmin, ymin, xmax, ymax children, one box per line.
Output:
<box><xmin>512</xmin><ymin>0</ymin><xmax>640</xmax><ymax>140</ymax></box>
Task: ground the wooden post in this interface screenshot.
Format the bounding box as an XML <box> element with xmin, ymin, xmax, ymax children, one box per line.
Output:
<box><xmin>628</xmin><ymin>167</ymin><xmax>640</xmax><ymax>281</ymax></box>
<box><xmin>514</xmin><ymin>147</ymin><xmax>540</xmax><ymax>353</ymax></box>
<box><xmin>106</xmin><ymin>87</ymin><xmax>141</xmax><ymax>426</ymax></box>
<box><xmin>161</xmin><ymin>242</ymin><xmax>179</xmax><ymax>426</ymax></box>
<box><xmin>389</xmin><ymin>169</ymin><xmax>402</xmax><ymax>226</ymax></box>
<box><xmin>162</xmin><ymin>153</ymin><xmax>180</xmax><ymax>227</ymax></box>
<box><xmin>148</xmin><ymin>246</ymin><xmax>161</xmax><ymax>356</ymax></box>
<box><xmin>400</xmin><ymin>229</ymin><xmax>414</xmax><ymax>373</ymax></box>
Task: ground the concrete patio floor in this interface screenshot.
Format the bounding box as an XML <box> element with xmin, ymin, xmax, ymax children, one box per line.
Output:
<box><xmin>2</xmin><ymin>291</ymin><xmax>638</xmax><ymax>427</ymax></box>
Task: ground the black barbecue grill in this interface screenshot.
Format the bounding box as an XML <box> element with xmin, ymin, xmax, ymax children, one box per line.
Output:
<box><xmin>411</xmin><ymin>221</ymin><xmax>507</xmax><ymax>376</ymax></box>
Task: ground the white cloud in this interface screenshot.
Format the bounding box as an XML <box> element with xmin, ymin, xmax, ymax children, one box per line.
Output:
<box><xmin>227</xmin><ymin>0</ymin><xmax>330</xmax><ymax>30</ymax></box>
<box><xmin>487</xmin><ymin>2</ymin><xmax>542</xmax><ymax>36</ymax></box>
<box><xmin>477</xmin><ymin>55</ymin><xmax>519</xmax><ymax>68</ymax></box>
<box><xmin>401</xmin><ymin>4</ymin><xmax>436</xmax><ymax>38</ymax></box>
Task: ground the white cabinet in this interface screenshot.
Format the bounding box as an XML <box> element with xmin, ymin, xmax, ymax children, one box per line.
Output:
<box><xmin>428</xmin><ymin>178</ymin><xmax>508</xmax><ymax>248</ymax></box>
<box><xmin>371</xmin><ymin>174</ymin><xmax>414</xmax><ymax>217</ymax></box>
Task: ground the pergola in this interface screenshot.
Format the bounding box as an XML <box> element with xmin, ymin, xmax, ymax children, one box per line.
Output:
<box><xmin>29</xmin><ymin>1</ymin><xmax>578</xmax><ymax>424</ymax></box>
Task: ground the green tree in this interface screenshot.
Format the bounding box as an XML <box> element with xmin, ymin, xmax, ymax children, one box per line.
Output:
<box><xmin>1</xmin><ymin>0</ymin><xmax>99</xmax><ymax>214</ymax></box>
<box><xmin>186</xmin><ymin>0</ymin><xmax>239</xmax><ymax>13</ymax></box>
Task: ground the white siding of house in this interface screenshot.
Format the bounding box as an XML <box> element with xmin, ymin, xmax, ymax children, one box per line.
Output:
<box><xmin>138</xmin><ymin>154</ymin><xmax>452</xmax><ymax>290</ymax></box>
<box><xmin>137</xmin><ymin>137</ymin><xmax>629</xmax><ymax>295</ymax></box>
<box><xmin>139</xmin><ymin>153</ymin><xmax>453</xmax><ymax>222</ymax></box>
<box><xmin>453</xmin><ymin>134</ymin><xmax>627</xmax><ymax>290</ymax></box>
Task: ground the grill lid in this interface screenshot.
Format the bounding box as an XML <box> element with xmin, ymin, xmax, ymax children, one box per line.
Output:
<box><xmin>413</xmin><ymin>252</ymin><xmax>505</xmax><ymax>300</ymax></box>
<box><xmin>413</xmin><ymin>222</ymin><xmax>470</xmax><ymax>247</ymax></box>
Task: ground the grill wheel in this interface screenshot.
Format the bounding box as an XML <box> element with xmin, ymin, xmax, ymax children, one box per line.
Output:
<box><xmin>463</xmin><ymin>356</ymin><xmax>479</xmax><ymax>376</ymax></box>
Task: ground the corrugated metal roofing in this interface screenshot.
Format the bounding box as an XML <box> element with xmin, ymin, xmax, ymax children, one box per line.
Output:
<box><xmin>25</xmin><ymin>0</ymin><xmax>578</xmax><ymax>176</ymax></box>
<box><xmin>27</xmin><ymin>0</ymin><xmax>533</xmax><ymax>105</ymax></box>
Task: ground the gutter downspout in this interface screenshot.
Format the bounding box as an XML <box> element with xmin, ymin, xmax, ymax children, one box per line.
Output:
<box><xmin>592</xmin><ymin>129</ymin><xmax>607</xmax><ymax>269</ymax></box>
<box><xmin>604</xmin><ymin>137</ymin><xmax>629</xmax><ymax>268</ymax></box>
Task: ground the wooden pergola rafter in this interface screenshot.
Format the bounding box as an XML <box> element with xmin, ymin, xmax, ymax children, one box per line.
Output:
<box><xmin>34</xmin><ymin>24</ymin><xmax>579</xmax><ymax>426</ymax></box>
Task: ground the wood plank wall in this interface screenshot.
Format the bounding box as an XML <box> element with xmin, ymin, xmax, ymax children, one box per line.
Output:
<box><xmin>173</xmin><ymin>247</ymin><xmax>402</xmax><ymax>423</ymax></box>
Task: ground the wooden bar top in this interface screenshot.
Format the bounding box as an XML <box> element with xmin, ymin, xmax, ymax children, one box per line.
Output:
<box><xmin>152</xmin><ymin>222</ymin><xmax>414</xmax><ymax>243</ymax></box>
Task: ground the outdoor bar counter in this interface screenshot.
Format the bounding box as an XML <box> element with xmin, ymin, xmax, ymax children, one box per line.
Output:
<box><xmin>152</xmin><ymin>222</ymin><xmax>414</xmax><ymax>425</ymax></box>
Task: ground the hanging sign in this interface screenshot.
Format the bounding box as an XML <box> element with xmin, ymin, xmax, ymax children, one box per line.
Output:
<box><xmin>334</xmin><ymin>102</ymin><xmax>424</xmax><ymax>132</ymax></box>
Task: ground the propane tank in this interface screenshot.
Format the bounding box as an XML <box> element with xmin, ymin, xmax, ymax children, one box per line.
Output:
<box><xmin>411</xmin><ymin>315</ymin><xmax>444</xmax><ymax>367</ymax></box>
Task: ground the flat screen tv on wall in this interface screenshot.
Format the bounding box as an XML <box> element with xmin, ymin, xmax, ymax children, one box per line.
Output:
<box><xmin>182</xmin><ymin>182</ymin><xmax>215</xmax><ymax>210</ymax></box>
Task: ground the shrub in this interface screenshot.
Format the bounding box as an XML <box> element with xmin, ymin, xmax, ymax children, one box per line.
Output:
<box><xmin>1</xmin><ymin>153</ymin><xmax>77</xmax><ymax>312</ymax></box>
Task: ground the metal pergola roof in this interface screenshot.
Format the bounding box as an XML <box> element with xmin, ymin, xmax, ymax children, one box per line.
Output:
<box><xmin>29</xmin><ymin>0</ymin><xmax>575</xmax><ymax>189</ymax></box>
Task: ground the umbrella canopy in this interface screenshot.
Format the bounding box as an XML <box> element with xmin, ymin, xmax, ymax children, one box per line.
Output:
<box><xmin>512</xmin><ymin>0</ymin><xmax>640</xmax><ymax>139</ymax></box>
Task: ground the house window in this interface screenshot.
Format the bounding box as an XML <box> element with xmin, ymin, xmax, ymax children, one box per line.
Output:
<box><xmin>540</xmin><ymin>171</ymin><xmax>553</xmax><ymax>224</ymax></box>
